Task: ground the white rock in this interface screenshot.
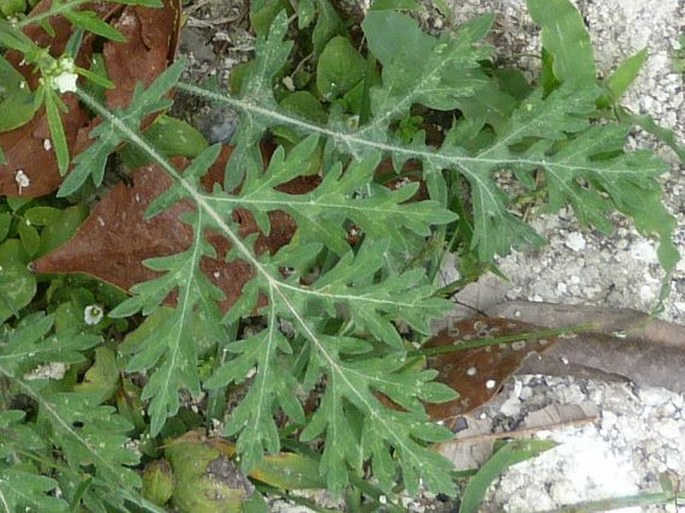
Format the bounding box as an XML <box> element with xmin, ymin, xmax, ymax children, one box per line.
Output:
<box><xmin>564</xmin><ymin>232</ymin><xmax>586</xmax><ymax>252</ymax></box>
<box><xmin>671</xmin><ymin>394</ymin><xmax>685</xmax><ymax>410</ymax></box>
<box><xmin>639</xmin><ymin>284</ymin><xmax>655</xmax><ymax>302</ymax></box>
<box><xmin>628</xmin><ymin>240</ymin><xmax>658</xmax><ymax>263</ymax></box>
<box><xmin>656</xmin><ymin>418</ymin><xmax>681</xmax><ymax>439</ymax></box>
<box><xmin>601</xmin><ymin>410</ymin><xmax>618</xmax><ymax>431</ymax></box>
<box><xmin>638</xmin><ymin>386</ymin><xmax>669</xmax><ymax>407</ymax></box>
<box><xmin>500</xmin><ymin>396</ymin><xmax>522</xmax><ymax>417</ymax></box>
<box><xmin>548</xmin><ymin>479</ymin><xmax>580</xmax><ymax>506</ymax></box>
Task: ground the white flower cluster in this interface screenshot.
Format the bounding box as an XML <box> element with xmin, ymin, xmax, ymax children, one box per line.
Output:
<box><xmin>41</xmin><ymin>56</ymin><xmax>78</xmax><ymax>94</ymax></box>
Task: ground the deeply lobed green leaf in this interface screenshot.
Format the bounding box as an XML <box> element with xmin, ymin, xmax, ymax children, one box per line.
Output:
<box><xmin>109</xmin><ymin>3</ymin><xmax>679</xmax><ymax>498</ymax></box>
<box><xmin>4</xmin><ymin>0</ymin><xmax>678</xmax><ymax>505</ymax></box>
<box><xmin>0</xmin><ymin>316</ymin><xmax>146</xmax><ymax>510</ymax></box>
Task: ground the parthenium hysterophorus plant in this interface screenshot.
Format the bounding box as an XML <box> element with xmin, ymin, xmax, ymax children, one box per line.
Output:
<box><xmin>0</xmin><ymin>0</ymin><xmax>679</xmax><ymax>509</ymax></box>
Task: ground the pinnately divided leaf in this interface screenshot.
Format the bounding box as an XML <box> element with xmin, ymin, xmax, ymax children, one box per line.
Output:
<box><xmin>181</xmin><ymin>9</ymin><xmax>677</xmax><ymax>271</ymax></box>
<box><xmin>205</xmin><ymin>240</ymin><xmax>457</xmax><ymax>494</ymax></box>
<box><xmin>42</xmin><ymin>1</ymin><xmax>679</xmax><ymax>503</ymax></box>
<box><xmin>299</xmin><ymin>353</ymin><xmax>457</xmax><ymax>495</ymax></box>
<box><xmin>0</xmin><ymin>468</ymin><xmax>69</xmax><ymax>513</ymax></box>
<box><xmin>59</xmin><ymin>60</ymin><xmax>185</xmax><ymax>197</ymax></box>
<box><xmin>0</xmin><ymin>316</ymin><xmax>145</xmax><ymax>510</ymax></box>
<box><xmin>89</xmin><ymin>54</ymin><xmax>460</xmax><ymax>496</ymax></box>
<box><xmin>110</xmin><ymin>203</ymin><xmax>226</xmax><ymax>435</ymax></box>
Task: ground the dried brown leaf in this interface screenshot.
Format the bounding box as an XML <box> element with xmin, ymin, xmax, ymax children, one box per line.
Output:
<box><xmin>424</xmin><ymin>316</ymin><xmax>559</xmax><ymax>426</ymax></box>
<box><xmin>102</xmin><ymin>0</ymin><xmax>181</xmax><ymax>110</ymax></box>
<box><xmin>0</xmin><ymin>97</ymin><xmax>90</xmax><ymax>196</ymax></box>
<box><xmin>0</xmin><ymin>0</ymin><xmax>181</xmax><ymax>197</ymax></box>
<box><xmin>31</xmin><ymin>145</ymin><xmax>319</xmax><ymax>312</ymax></box>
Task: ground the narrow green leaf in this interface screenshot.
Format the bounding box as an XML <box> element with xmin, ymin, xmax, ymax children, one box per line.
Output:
<box><xmin>527</xmin><ymin>0</ymin><xmax>596</xmax><ymax>87</ymax></box>
<box><xmin>459</xmin><ymin>440</ymin><xmax>556</xmax><ymax>513</ymax></box>
<box><xmin>76</xmin><ymin>65</ymin><xmax>115</xmax><ymax>90</ymax></box>
<box><xmin>65</xmin><ymin>10</ymin><xmax>127</xmax><ymax>42</ymax></box>
<box><xmin>0</xmin><ymin>19</ymin><xmax>36</xmax><ymax>53</ymax></box>
<box><xmin>44</xmin><ymin>90</ymin><xmax>69</xmax><ymax>175</ymax></box>
<box><xmin>64</xmin><ymin>25</ymin><xmax>85</xmax><ymax>58</ymax></box>
<box><xmin>600</xmin><ymin>48</ymin><xmax>648</xmax><ymax>107</ymax></box>
<box><xmin>39</xmin><ymin>19</ymin><xmax>54</xmax><ymax>38</ymax></box>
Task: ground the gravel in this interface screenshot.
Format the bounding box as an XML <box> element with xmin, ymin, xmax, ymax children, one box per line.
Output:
<box><xmin>475</xmin><ymin>376</ymin><xmax>685</xmax><ymax>513</ymax></box>
<box><xmin>447</xmin><ymin>0</ymin><xmax>685</xmax><ymax>321</ymax></box>
<box><xmin>444</xmin><ymin>1</ymin><xmax>685</xmax><ymax>511</ymax></box>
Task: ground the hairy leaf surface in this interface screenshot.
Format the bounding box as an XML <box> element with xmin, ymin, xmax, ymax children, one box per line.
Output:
<box><xmin>20</xmin><ymin>2</ymin><xmax>678</xmax><ymax>503</ymax></box>
<box><xmin>0</xmin><ymin>316</ymin><xmax>148</xmax><ymax>511</ymax></box>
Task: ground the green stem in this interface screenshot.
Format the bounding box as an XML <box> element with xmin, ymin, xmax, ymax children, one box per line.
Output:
<box><xmin>409</xmin><ymin>323</ymin><xmax>593</xmax><ymax>358</ymax></box>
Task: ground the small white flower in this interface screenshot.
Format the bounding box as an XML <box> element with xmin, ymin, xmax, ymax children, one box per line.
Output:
<box><xmin>54</xmin><ymin>70</ymin><xmax>78</xmax><ymax>93</ymax></box>
<box><xmin>84</xmin><ymin>304</ymin><xmax>104</xmax><ymax>326</ymax></box>
<box><xmin>43</xmin><ymin>139</ymin><xmax>52</xmax><ymax>151</ymax></box>
<box><xmin>15</xmin><ymin>169</ymin><xmax>29</xmax><ymax>193</ymax></box>
<box><xmin>43</xmin><ymin>57</ymin><xmax>78</xmax><ymax>94</ymax></box>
